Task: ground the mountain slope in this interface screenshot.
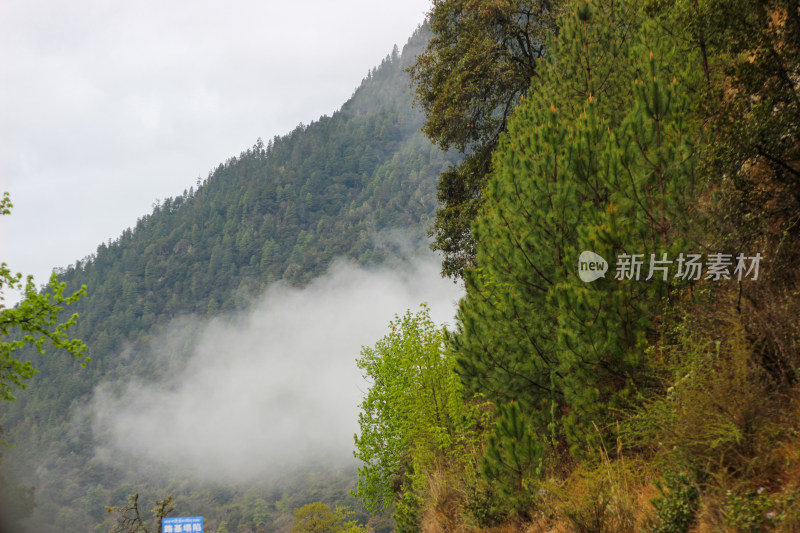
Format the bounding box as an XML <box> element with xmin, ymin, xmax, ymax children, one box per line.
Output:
<box><xmin>1</xmin><ymin>25</ymin><xmax>459</xmax><ymax>533</ymax></box>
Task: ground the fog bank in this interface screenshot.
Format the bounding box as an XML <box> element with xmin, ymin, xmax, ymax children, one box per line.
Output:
<box><xmin>91</xmin><ymin>257</ymin><xmax>462</xmax><ymax>481</ymax></box>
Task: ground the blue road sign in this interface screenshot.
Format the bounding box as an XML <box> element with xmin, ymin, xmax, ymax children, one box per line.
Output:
<box><xmin>162</xmin><ymin>516</ymin><xmax>203</xmax><ymax>533</ymax></box>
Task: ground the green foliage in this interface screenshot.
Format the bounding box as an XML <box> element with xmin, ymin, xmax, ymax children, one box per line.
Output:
<box><xmin>461</xmin><ymin>479</ymin><xmax>505</xmax><ymax>528</ymax></box>
<box><xmin>723</xmin><ymin>487</ymin><xmax>800</xmax><ymax>533</ymax></box>
<box><xmin>352</xmin><ymin>304</ymin><xmax>492</xmax><ymax>532</ymax></box>
<box><xmin>352</xmin><ymin>304</ymin><xmax>468</xmax><ymax>513</ymax></box>
<box><xmin>480</xmin><ymin>401</ymin><xmax>544</xmax><ymax>516</ymax></box>
<box><xmin>0</xmin><ymin>191</ymin><xmax>86</xmax><ymax>533</ymax></box>
<box><xmin>698</xmin><ymin>0</ymin><xmax>800</xmax><ymax>240</ymax></box>
<box><xmin>425</xmin><ymin>146</ymin><xmax>489</xmax><ymax>279</ymax></box>
<box><xmin>624</xmin><ymin>301</ymin><xmax>783</xmax><ymax>480</ymax></box>
<box><xmin>392</xmin><ymin>478</ymin><xmax>422</xmax><ymax>533</ymax></box>
<box><xmin>407</xmin><ymin>0</ymin><xmax>798</xmax><ymax>528</ymax></box>
<box><xmin>451</xmin><ymin>0</ymin><xmax>705</xmax><ymax>463</ymax></box>
<box><xmin>292</xmin><ymin>502</ymin><xmax>338</xmax><ymax>533</ymax></box>
<box><xmin>291</xmin><ymin>502</ymin><xmax>366</xmax><ymax>533</ymax></box>
<box><xmin>0</xmin><ymin>192</ymin><xmax>88</xmax><ymax>402</ymax></box>
<box><xmin>695</xmin><ymin>0</ymin><xmax>800</xmax><ymax>391</ymax></box>
<box><xmin>410</xmin><ymin>0</ymin><xmax>563</xmax><ymax>277</ymax></box>
<box><xmin>647</xmin><ymin>472</ymin><xmax>699</xmax><ymax>533</ymax></box>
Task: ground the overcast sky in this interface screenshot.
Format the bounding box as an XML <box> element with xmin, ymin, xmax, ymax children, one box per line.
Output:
<box><xmin>0</xmin><ymin>0</ymin><xmax>431</xmax><ymax>299</ymax></box>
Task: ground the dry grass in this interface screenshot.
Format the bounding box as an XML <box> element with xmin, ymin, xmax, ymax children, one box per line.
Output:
<box><xmin>420</xmin><ymin>470</ymin><xmax>467</xmax><ymax>533</ymax></box>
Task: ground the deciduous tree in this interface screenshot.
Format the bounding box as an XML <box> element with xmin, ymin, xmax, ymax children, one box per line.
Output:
<box><xmin>0</xmin><ymin>192</ymin><xmax>87</xmax><ymax>402</ymax></box>
<box><xmin>353</xmin><ymin>305</ymin><xmax>473</xmax><ymax>516</ymax></box>
<box><xmin>410</xmin><ymin>0</ymin><xmax>563</xmax><ymax>277</ymax></box>
<box><xmin>291</xmin><ymin>502</ymin><xmax>365</xmax><ymax>533</ymax></box>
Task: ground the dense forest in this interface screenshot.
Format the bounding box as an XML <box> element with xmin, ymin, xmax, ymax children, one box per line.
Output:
<box><xmin>348</xmin><ymin>0</ymin><xmax>800</xmax><ymax>531</ymax></box>
<box><xmin>3</xmin><ymin>0</ymin><xmax>800</xmax><ymax>532</ymax></box>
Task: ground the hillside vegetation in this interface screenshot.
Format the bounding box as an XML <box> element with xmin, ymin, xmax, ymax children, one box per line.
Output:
<box><xmin>351</xmin><ymin>0</ymin><xmax>800</xmax><ymax>531</ymax></box>
<box><xmin>2</xmin><ymin>1</ymin><xmax>800</xmax><ymax>532</ymax></box>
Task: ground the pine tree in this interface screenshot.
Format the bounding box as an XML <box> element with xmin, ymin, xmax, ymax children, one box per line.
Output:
<box><xmin>452</xmin><ymin>0</ymin><xmax>705</xmax><ymax>460</ymax></box>
<box><xmin>480</xmin><ymin>401</ymin><xmax>544</xmax><ymax>515</ymax></box>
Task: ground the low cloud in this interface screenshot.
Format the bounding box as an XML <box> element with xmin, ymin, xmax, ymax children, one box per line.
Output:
<box><xmin>91</xmin><ymin>257</ymin><xmax>462</xmax><ymax>481</ymax></box>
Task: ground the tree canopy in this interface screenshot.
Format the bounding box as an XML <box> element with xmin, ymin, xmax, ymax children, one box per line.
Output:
<box><xmin>410</xmin><ymin>0</ymin><xmax>563</xmax><ymax>277</ymax></box>
<box><xmin>291</xmin><ymin>502</ymin><xmax>366</xmax><ymax>533</ymax></box>
<box><xmin>353</xmin><ymin>305</ymin><xmax>481</xmax><ymax>529</ymax></box>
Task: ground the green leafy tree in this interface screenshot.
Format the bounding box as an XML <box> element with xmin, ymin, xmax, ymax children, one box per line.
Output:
<box><xmin>353</xmin><ymin>305</ymin><xmax>472</xmax><ymax>517</ymax></box>
<box><xmin>291</xmin><ymin>502</ymin><xmax>366</xmax><ymax>533</ymax></box>
<box><xmin>410</xmin><ymin>0</ymin><xmax>564</xmax><ymax>278</ymax></box>
<box><xmin>0</xmin><ymin>192</ymin><xmax>88</xmax><ymax>402</ymax></box>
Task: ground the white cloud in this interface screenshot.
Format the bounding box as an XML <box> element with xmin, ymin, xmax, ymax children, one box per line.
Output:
<box><xmin>91</xmin><ymin>257</ymin><xmax>462</xmax><ymax>481</ymax></box>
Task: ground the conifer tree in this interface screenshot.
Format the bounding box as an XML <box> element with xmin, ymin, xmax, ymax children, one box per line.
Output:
<box><xmin>452</xmin><ymin>0</ymin><xmax>705</xmax><ymax>459</ymax></box>
<box><xmin>480</xmin><ymin>401</ymin><xmax>544</xmax><ymax>515</ymax></box>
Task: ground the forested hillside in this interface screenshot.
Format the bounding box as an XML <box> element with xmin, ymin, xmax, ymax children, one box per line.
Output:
<box><xmin>0</xmin><ymin>26</ymin><xmax>460</xmax><ymax>533</ymax></box>
<box><xmin>348</xmin><ymin>0</ymin><xmax>800</xmax><ymax>532</ymax></box>
<box><xmin>4</xmin><ymin>1</ymin><xmax>800</xmax><ymax>532</ymax></box>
